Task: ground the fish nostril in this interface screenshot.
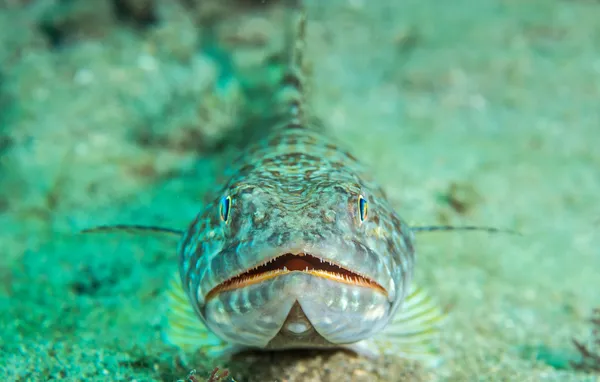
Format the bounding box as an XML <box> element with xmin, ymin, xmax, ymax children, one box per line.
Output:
<box><xmin>325</xmin><ymin>210</ymin><xmax>336</xmax><ymax>222</ymax></box>
<box><xmin>253</xmin><ymin>210</ymin><xmax>265</xmax><ymax>223</ymax></box>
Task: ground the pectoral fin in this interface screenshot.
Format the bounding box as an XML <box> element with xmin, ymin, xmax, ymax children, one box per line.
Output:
<box><xmin>162</xmin><ymin>273</ymin><xmax>232</xmax><ymax>358</ymax></box>
<box><xmin>345</xmin><ymin>283</ymin><xmax>447</xmax><ymax>368</ymax></box>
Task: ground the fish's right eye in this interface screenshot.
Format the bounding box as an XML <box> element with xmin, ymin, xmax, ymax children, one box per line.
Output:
<box><xmin>220</xmin><ymin>196</ymin><xmax>232</xmax><ymax>223</ymax></box>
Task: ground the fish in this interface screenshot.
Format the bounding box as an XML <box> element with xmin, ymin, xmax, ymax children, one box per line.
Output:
<box><xmin>81</xmin><ymin>2</ymin><xmax>515</xmax><ymax>368</ymax></box>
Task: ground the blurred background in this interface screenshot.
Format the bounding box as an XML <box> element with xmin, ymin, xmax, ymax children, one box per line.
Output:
<box><xmin>0</xmin><ymin>0</ymin><xmax>599</xmax><ymax>380</ymax></box>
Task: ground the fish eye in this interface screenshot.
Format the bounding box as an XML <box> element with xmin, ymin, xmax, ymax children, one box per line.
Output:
<box><xmin>220</xmin><ymin>196</ymin><xmax>231</xmax><ymax>223</ymax></box>
<box><xmin>358</xmin><ymin>195</ymin><xmax>368</xmax><ymax>222</ymax></box>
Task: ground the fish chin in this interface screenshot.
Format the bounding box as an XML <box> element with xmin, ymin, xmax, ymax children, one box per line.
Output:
<box><xmin>202</xmin><ymin>272</ymin><xmax>391</xmax><ymax>349</ymax></box>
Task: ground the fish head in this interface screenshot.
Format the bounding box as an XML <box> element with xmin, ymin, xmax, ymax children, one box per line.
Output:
<box><xmin>178</xmin><ymin>172</ymin><xmax>415</xmax><ymax>349</ymax></box>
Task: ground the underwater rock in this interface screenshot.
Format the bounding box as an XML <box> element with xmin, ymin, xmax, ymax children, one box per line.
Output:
<box><xmin>112</xmin><ymin>0</ymin><xmax>158</xmax><ymax>28</ymax></box>
<box><xmin>37</xmin><ymin>0</ymin><xmax>115</xmax><ymax>47</ymax></box>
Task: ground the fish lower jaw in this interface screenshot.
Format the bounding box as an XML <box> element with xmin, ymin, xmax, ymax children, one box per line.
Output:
<box><xmin>205</xmin><ymin>252</ymin><xmax>386</xmax><ymax>300</ymax></box>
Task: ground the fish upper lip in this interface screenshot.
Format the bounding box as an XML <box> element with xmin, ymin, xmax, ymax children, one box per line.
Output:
<box><xmin>205</xmin><ymin>251</ymin><xmax>387</xmax><ymax>300</ymax></box>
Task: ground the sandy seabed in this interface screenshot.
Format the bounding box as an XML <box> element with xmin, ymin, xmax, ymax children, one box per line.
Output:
<box><xmin>1</xmin><ymin>0</ymin><xmax>599</xmax><ymax>381</ymax></box>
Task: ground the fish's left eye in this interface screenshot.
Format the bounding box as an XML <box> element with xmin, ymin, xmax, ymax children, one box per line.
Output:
<box><xmin>220</xmin><ymin>196</ymin><xmax>232</xmax><ymax>223</ymax></box>
<box><xmin>358</xmin><ymin>195</ymin><xmax>368</xmax><ymax>222</ymax></box>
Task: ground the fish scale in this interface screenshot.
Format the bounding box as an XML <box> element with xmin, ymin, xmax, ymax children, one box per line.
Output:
<box><xmin>81</xmin><ymin>1</ymin><xmax>458</xmax><ymax>368</ymax></box>
<box><xmin>163</xmin><ymin>3</ymin><xmax>444</xmax><ymax>357</ymax></box>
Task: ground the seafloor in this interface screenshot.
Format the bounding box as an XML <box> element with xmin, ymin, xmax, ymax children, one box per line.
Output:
<box><xmin>1</xmin><ymin>0</ymin><xmax>599</xmax><ymax>381</ymax></box>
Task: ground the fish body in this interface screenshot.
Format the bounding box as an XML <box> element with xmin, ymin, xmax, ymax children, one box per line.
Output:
<box><xmin>79</xmin><ymin>1</ymin><xmax>514</xmax><ymax>368</ymax></box>
<box><xmin>176</xmin><ymin>125</ymin><xmax>413</xmax><ymax>347</ymax></box>
<box><xmin>163</xmin><ymin>4</ymin><xmax>445</xmax><ymax>365</ymax></box>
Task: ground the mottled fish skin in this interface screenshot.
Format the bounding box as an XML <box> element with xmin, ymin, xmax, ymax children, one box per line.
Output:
<box><xmin>175</xmin><ymin>6</ymin><xmax>418</xmax><ymax>350</ymax></box>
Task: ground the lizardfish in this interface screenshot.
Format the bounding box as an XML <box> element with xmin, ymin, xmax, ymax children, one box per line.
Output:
<box><xmin>83</xmin><ymin>4</ymin><xmax>511</xmax><ymax>368</ymax></box>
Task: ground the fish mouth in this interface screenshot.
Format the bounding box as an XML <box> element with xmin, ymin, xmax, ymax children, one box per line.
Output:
<box><xmin>206</xmin><ymin>252</ymin><xmax>387</xmax><ymax>300</ymax></box>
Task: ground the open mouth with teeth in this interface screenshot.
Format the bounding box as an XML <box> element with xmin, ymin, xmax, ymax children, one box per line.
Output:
<box><xmin>206</xmin><ymin>253</ymin><xmax>386</xmax><ymax>300</ymax></box>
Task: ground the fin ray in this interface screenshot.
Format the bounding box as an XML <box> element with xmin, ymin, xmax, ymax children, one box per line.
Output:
<box><xmin>411</xmin><ymin>225</ymin><xmax>519</xmax><ymax>235</ymax></box>
<box><xmin>370</xmin><ymin>283</ymin><xmax>447</xmax><ymax>368</ymax></box>
<box><xmin>80</xmin><ymin>224</ymin><xmax>183</xmax><ymax>237</ymax></box>
<box><xmin>162</xmin><ymin>273</ymin><xmax>229</xmax><ymax>356</ymax></box>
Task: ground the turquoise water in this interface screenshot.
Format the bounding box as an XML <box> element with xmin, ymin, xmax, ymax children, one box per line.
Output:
<box><xmin>1</xmin><ymin>1</ymin><xmax>599</xmax><ymax>381</ymax></box>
